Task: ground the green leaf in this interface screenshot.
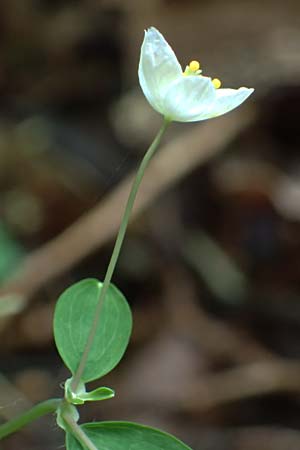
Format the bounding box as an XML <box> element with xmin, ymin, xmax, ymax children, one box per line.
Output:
<box><xmin>183</xmin><ymin>231</ymin><xmax>248</xmax><ymax>305</ymax></box>
<box><xmin>64</xmin><ymin>378</ymin><xmax>114</xmax><ymax>405</ymax></box>
<box><xmin>79</xmin><ymin>386</ymin><xmax>115</xmax><ymax>403</ymax></box>
<box><xmin>0</xmin><ymin>223</ymin><xmax>24</xmax><ymax>281</ymax></box>
<box><xmin>53</xmin><ymin>279</ymin><xmax>132</xmax><ymax>382</ymax></box>
<box><xmin>66</xmin><ymin>421</ymin><xmax>193</xmax><ymax>450</ymax></box>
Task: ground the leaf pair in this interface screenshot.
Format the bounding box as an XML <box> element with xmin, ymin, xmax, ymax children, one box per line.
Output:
<box><xmin>53</xmin><ymin>279</ymin><xmax>193</xmax><ymax>450</ymax></box>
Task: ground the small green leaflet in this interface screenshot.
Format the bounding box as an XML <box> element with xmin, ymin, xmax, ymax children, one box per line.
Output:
<box><xmin>64</xmin><ymin>378</ymin><xmax>115</xmax><ymax>405</ymax></box>
<box><xmin>76</xmin><ymin>386</ymin><xmax>114</xmax><ymax>403</ymax></box>
<box><xmin>66</xmin><ymin>421</ymin><xmax>193</xmax><ymax>450</ymax></box>
<box><xmin>53</xmin><ymin>279</ymin><xmax>132</xmax><ymax>383</ymax></box>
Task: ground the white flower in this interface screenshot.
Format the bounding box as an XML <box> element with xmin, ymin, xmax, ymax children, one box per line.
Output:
<box><xmin>138</xmin><ymin>27</ymin><xmax>254</xmax><ymax>123</ymax></box>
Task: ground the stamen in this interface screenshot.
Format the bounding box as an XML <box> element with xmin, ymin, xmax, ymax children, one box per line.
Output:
<box><xmin>189</xmin><ymin>60</ymin><xmax>200</xmax><ymax>72</ymax></box>
<box><xmin>212</xmin><ymin>78</ymin><xmax>221</xmax><ymax>89</ymax></box>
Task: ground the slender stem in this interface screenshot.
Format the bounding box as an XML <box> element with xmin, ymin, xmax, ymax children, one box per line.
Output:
<box><xmin>72</xmin><ymin>118</ymin><xmax>171</xmax><ymax>391</ymax></box>
<box><xmin>0</xmin><ymin>398</ymin><xmax>61</xmax><ymax>440</ymax></box>
<box><xmin>63</xmin><ymin>413</ymin><xmax>98</xmax><ymax>450</ymax></box>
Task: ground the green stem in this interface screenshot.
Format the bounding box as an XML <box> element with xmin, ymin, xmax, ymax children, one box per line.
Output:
<box><xmin>72</xmin><ymin>118</ymin><xmax>171</xmax><ymax>391</ymax></box>
<box><xmin>63</xmin><ymin>413</ymin><xmax>98</xmax><ymax>450</ymax></box>
<box><xmin>0</xmin><ymin>398</ymin><xmax>61</xmax><ymax>440</ymax></box>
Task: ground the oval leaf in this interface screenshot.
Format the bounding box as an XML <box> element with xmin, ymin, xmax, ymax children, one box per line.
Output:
<box><xmin>66</xmin><ymin>421</ymin><xmax>193</xmax><ymax>450</ymax></box>
<box><xmin>54</xmin><ymin>279</ymin><xmax>132</xmax><ymax>382</ymax></box>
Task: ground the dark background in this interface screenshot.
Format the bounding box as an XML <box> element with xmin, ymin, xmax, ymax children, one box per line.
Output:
<box><xmin>1</xmin><ymin>0</ymin><xmax>300</xmax><ymax>449</ymax></box>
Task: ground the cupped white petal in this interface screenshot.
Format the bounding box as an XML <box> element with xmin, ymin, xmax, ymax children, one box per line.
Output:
<box><xmin>204</xmin><ymin>87</ymin><xmax>254</xmax><ymax>120</ymax></box>
<box><xmin>162</xmin><ymin>75</ymin><xmax>216</xmax><ymax>122</ymax></box>
<box><xmin>138</xmin><ymin>27</ymin><xmax>182</xmax><ymax>114</ymax></box>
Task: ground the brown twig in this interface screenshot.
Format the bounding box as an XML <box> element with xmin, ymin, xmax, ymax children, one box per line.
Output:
<box><xmin>183</xmin><ymin>359</ymin><xmax>300</xmax><ymax>412</ymax></box>
<box><xmin>161</xmin><ymin>267</ymin><xmax>300</xmax><ymax>413</ymax></box>
<box><xmin>0</xmin><ymin>108</ymin><xmax>255</xmax><ymax>306</ymax></box>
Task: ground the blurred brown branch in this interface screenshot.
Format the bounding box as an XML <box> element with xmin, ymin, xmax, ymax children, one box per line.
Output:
<box><xmin>0</xmin><ymin>108</ymin><xmax>255</xmax><ymax>311</ymax></box>
<box><xmin>162</xmin><ymin>266</ymin><xmax>300</xmax><ymax>414</ymax></box>
<box><xmin>231</xmin><ymin>427</ymin><xmax>300</xmax><ymax>450</ymax></box>
<box><xmin>184</xmin><ymin>359</ymin><xmax>300</xmax><ymax>413</ymax></box>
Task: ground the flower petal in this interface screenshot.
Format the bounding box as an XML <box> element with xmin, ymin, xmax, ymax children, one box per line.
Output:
<box><xmin>138</xmin><ymin>27</ymin><xmax>182</xmax><ymax>114</ymax></box>
<box><xmin>162</xmin><ymin>76</ymin><xmax>216</xmax><ymax>122</ymax></box>
<box><xmin>204</xmin><ymin>87</ymin><xmax>254</xmax><ymax>119</ymax></box>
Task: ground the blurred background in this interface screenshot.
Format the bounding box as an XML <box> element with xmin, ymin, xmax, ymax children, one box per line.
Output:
<box><xmin>1</xmin><ymin>0</ymin><xmax>300</xmax><ymax>449</ymax></box>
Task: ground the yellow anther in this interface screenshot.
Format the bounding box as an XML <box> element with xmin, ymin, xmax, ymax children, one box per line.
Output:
<box><xmin>212</xmin><ymin>78</ymin><xmax>221</xmax><ymax>89</ymax></box>
<box><xmin>189</xmin><ymin>60</ymin><xmax>200</xmax><ymax>72</ymax></box>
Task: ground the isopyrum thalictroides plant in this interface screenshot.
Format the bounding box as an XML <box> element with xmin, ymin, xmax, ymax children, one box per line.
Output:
<box><xmin>0</xmin><ymin>27</ymin><xmax>253</xmax><ymax>450</ymax></box>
